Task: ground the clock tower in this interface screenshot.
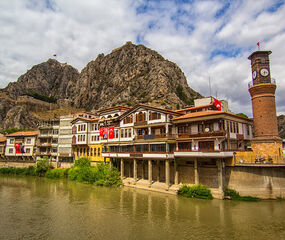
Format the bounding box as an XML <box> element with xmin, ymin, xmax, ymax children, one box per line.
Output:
<box><xmin>248</xmin><ymin>50</ymin><xmax>282</xmax><ymax>161</ymax></box>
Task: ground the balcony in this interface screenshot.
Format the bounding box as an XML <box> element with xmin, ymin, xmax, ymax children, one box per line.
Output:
<box><xmin>177</xmin><ymin>131</ymin><xmax>226</xmax><ymax>139</ymax></box>
<box><xmin>135</xmin><ymin>134</ymin><xmax>175</xmax><ymax>141</ymax></box>
<box><xmin>248</xmin><ymin>78</ymin><xmax>276</xmax><ymax>88</ymax></box>
<box><xmin>37</xmin><ymin>141</ymin><xmax>52</xmax><ymax>147</ymax></box>
<box><xmin>134</xmin><ymin>121</ymin><xmax>147</xmax><ymax>126</ymax></box>
<box><xmin>37</xmin><ymin>152</ymin><xmax>51</xmax><ymax>156</ymax></box>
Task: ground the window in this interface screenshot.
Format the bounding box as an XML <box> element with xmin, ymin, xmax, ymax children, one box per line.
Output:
<box><xmin>94</xmin><ymin>148</ymin><xmax>97</xmax><ymax>156</ymax></box>
<box><xmin>121</xmin><ymin>129</ymin><xmax>124</xmax><ymax>138</ymax></box>
<box><xmin>123</xmin><ymin>116</ymin><xmax>133</xmax><ymax>124</ymax></box>
<box><xmin>10</xmin><ymin>139</ymin><xmax>14</xmax><ymax>144</ymax></box>
<box><xmin>230</xmin><ymin>122</ymin><xmax>233</xmax><ymax>132</ymax></box>
<box><xmin>150</xmin><ymin>144</ymin><xmax>166</xmax><ymax>152</ymax></box>
<box><xmin>178</xmin><ymin>125</ymin><xmax>188</xmax><ymax>134</ymax></box>
<box><xmin>135</xmin><ymin>144</ymin><xmax>148</xmax><ymax>152</ymax></box>
<box><xmin>87</xmin><ymin>148</ymin><xmax>89</xmax><ymax>156</ymax></box>
<box><xmin>246</xmin><ymin>125</ymin><xmax>250</xmax><ymax>135</ymax></box>
<box><xmin>53</xmin><ymin>130</ymin><xmax>59</xmax><ymax>135</ymax></box>
<box><xmin>198</xmin><ymin>124</ymin><xmax>203</xmax><ymax>133</ymax></box>
<box><xmin>115</xmin><ymin>130</ymin><xmax>118</xmax><ymax>138</ymax></box>
<box><xmin>83</xmin><ymin>148</ymin><xmax>86</xmax><ymax>155</ymax></box>
<box><xmin>25</xmin><ymin>148</ymin><xmax>31</xmax><ymax>154</ymax></box>
<box><xmin>26</xmin><ymin>138</ymin><xmax>31</xmax><ymax>144</ymax></box>
<box><xmin>136</xmin><ymin>112</ymin><xmax>146</xmax><ymax>122</ymax></box>
<box><xmin>9</xmin><ymin>148</ymin><xmax>13</xmax><ymax>153</ymax></box>
<box><xmin>149</xmin><ymin>112</ymin><xmax>161</xmax><ymax>120</ymax></box>
<box><xmin>98</xmin><ymin>148</ymin><xmax>100</xmax><ymax>156</ymax></box>
<box><xmin>128</xmin><ymin>129</ymin><xmax>132</xmax><ymax>138</ymax></box>
<box><xmin>90</xmin><ymin>148</ymin><xmax>93</xmax><ymax>156</ymax></box>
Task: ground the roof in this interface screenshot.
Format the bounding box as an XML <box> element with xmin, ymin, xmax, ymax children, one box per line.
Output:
<box><xmin>118</xmin><ymin>104</ymin><xmax>183</xmax><ymax>120</ymax></box>
<box><xmin>175</xmin><ymin>104</ymin><xmax>215</xmax><ymax>112</ymax></box>
<box><xmin>97</xmin><ymin>105</ymin><xmax>131</xmax><ymax>113</ymax></box>
<box><xmin>71</xmin><ymin>117</ymin><xmax>99</xmax><ymax>124</ymax></box>
<box><xmin>6</xmin><ymin>131</ymin><xmax>38</xmax><ymax>137</ymax></box>
<box><xmin>248</xmin><ymin>50</ymin><xmax>272</xmax><ymax>60</ymax></box>
<box><xmin>0</xmin><ymin>136</ymin><xmax>6</xmax><ymax>142</ymax></box>
<box><xmin>172</xmin><ymin>111</ymin><xmax>253</xmax><ymax>121</ymax></box>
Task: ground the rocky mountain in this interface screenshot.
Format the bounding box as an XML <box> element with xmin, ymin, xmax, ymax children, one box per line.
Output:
<box><xmin>73</xmin><ymin>42</ymin><xmax>201</xmax><ymax>110</ymax></box>
<box><xmin>277</xmin><ymin>115</ymin><xmax>285</xmax><ymax>139</ymax></box>
<box><xmin>0</xmin><ymin>42</ymin><xmax>201</xmax><ymax>130</ymax></box>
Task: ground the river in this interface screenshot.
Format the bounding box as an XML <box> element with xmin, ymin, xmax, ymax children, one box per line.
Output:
<box><xmin>0</xmin><ymin>176</ymin><xmax>284</xmax><ymax>240</ymax></box>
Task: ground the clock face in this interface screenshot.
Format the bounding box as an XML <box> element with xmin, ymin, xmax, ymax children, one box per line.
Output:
<box><xmin>252</xmin><ymin>70</ymin><xmax>257</xmax><ymax>79</ymax></box>
<box><xmin>260</xmin><ymin>68</ymin><xmax>269</xmax><ymax>77</ymax></box>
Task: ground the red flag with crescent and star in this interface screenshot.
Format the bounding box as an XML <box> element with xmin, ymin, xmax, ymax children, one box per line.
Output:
<box><xmin>214</xmin><ymin>98</ymin><xmax>222</xmax><ymax>111</ymax></box>
<box><xmin>108</xmin><ymin>127</ymin><xmax>114</xmax><ymax>139</ymax></box>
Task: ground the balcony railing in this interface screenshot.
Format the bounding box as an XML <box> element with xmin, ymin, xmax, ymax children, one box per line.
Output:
<box><xmin>248</xmin><ymin>78</ymin><xmax>276</xmax><ymax>88</ymax></box>
<box><xmin>177</xmin><ymin>131</ymin><xmax>226</xmax><ymax>139</ymax></box>
<box><xmin>134</xmin><ymin>121</ymin><xmax>147</xmax><ymax>126</ymax></box>
<box><xmin>135</xmin><ymin>134</ymin><xmax>175</xmax><ymax>140</ymax></box>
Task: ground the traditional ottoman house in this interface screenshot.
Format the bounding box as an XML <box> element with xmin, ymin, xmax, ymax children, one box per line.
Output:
<box><xmin>0</xmin><ymin>135</ymin><xmax>6</xmax><ymax>161</ymax></box>
<box><xmin>36</xmin><ymin>119</ymin><xmax>60</xmax><ymax>164</ymax></box>
<box><xmin>72</xmin><ymin>116</ymin><xmax>107</xmax><ymax>164</ymax></box>
<box><xmin>101</xmin><ymin>104</ymin><xmax>183</xmax><ymax>189</ymax></box>
<box><xmin>5</xmin><ymin>131</ymin><xmax>38</xmax><ymax>162</ymax></box>
<box><xmin>58</xmin><ymin>112</ymin><xmax>97</xmax><ymax>167</ymax></box>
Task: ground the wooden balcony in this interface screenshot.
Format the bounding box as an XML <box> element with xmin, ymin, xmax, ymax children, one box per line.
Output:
<box><xmin>134</xmin><ymin>121</ymin><xmax>147</xmax><ymax>126</ymax></box>
<box><xmin>135</xmin><ymin>134</ymin><xmax>175</xmax><ymax>140</ymax></box>
<box><xmin>177</xmin><ymin>131</ymin><xmax>226</xmax><ymax>139</ymax></box>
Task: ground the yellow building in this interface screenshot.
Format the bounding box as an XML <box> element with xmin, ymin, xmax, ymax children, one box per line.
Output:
<box><xmin>72</xmin><ymin>117</ymin><xmax>109</xmax><ymax>164</ymax></box>
<box><xmin>0</xmin><ymin>136</ymin><xmax>6</xmax><ymax>161</ymax></box>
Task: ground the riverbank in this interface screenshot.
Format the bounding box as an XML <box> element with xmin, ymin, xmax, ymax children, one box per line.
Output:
<box><xmin>0</xmin><ymin>158</ymin><xmax>122</xmax><ymax>187</ymax></box>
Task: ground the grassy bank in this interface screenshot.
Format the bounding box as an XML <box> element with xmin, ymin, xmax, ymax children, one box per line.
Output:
<box><xmin>178</xmin><ymin>184</ymin><xmax>213</xmax><ymax>200</ymax></box>
<box><xmin>224</xmin><ymin>188</ymin><xmax>260</xmax><ymax>202</ymax></box>
<box><xmin>0</xmin><ymin>158</ymin><xmax>122</xmax><ymax>187</ymax></box>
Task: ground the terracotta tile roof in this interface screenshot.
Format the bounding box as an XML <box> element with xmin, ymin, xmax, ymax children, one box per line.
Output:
<box><xmin>6</xmin><ymin>131</ymin><xmax>38</xmax><ymax>137</ymax></box>
<box><xmin>172</xmin><ymin>111</ymin><xmax>253</xmax><ymax>121</ymax></box>
<box><xmin>0</xmin><ymin>136</ymin><xmax>6</xmax><ymax>142</ymax></box>
<box><xmin>72</xmin><ymin>117</ymin><xmax>99</xmax><ymax>123</ymax></box>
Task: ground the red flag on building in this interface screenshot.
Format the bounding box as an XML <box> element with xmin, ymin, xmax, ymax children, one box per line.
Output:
<box><xmin>14</xmin><ymin>143</ymin><xmax>21</xmax><ymax>154</ymax></box>
<box><xmin>108</xmin><ymin>127</ymin><xmax>114</xmax><ymax>139</ymax></box>
<box><xmin>257</xmin><ymin>42</ymin><xmax>260</xmax><ymax>47</ymax></box>
<box><xmin>53</xmin><ymin>54</ymin><xmax>57</xmax><ymax>57</ymax></box>
<box><xmin>99</xmin><ymin>128</ymin><xmax>104</xmax><ymax>137</ymax></box>
<box><xmin>214</xmin><ymin>98</ymin><xmax>222</xmax><ymax>111</ymax></box>
<box><xmin>103</xmin><ymin>128</ymin><xmax>108</xmax><ymax>139</ymax></box>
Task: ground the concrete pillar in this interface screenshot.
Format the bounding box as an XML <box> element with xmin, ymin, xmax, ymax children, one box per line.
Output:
<box><xmin>120</xmin><ymin>158</ymin><xmax>124</xmax><ymax>179</ymax></box>
<box><xmin>142</xmin><ymin>160</ymin><xmax>145</xmax><ymax>180</ymax></box>
<box><xmin>133</xmin><ymin>159</ymin><xmax>137</xmax><ymax>181</ymax></box>
<box><xmin>194</xmin><ymin>158</ymin><xmax>199</xmax><ymax>185</ymax></box>
<box><xmin>157</xmin><ymin>159</ymin><xmax>160</xmax><ymax>182</ymax></box>
<box><xmin>217</xmin><ymin>159</ymin><xmax>224</xmax><ymax>192</ymax></box>
<box><xmin>174</xmin><ymin>160</ymin><xmax>179</xmax><ymax>185</ymax></box>
<box><xmin>148</xmin><ymin>159</ymin><xmax>152</xmax><ymax>184</ymax></box>
<box><xmin>128</xmin><ymin>160</ymin><xmax>131</xmax><ymax>177</ymax></box>
<box><xmin>165</xmin><ymin>159</ymin><xmax>170</xmax><ymax>187</ymax></box>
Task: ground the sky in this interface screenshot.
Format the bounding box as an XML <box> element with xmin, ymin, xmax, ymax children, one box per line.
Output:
<box><xmin>1</xmin><ymin>0</ymin><xmax>285</xmax><ymax>116</ymax></box>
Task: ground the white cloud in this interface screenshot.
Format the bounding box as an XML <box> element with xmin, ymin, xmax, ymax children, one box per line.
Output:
<box><xmin>1</xmin><ymin>0</ymin><xmax>285</xmax><ymax>117</ymax></box>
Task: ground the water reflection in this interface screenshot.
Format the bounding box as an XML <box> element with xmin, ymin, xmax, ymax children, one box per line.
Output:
<box><xmin>0</xmin><ymin>176</ymin><xmax>285</xmax><ymax>240</ymax></box>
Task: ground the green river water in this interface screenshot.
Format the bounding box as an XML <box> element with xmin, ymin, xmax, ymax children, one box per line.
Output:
<box><xmin>0</xmin><ymin>176</ymin><xmax>284</xmax><ymax>240</ymax></box>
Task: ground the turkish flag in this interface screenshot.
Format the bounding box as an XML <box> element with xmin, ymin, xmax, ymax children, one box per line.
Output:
<box><xmin>257</xmin><ymin>42</ymin><xmax>260</xmax><ymax>46</ymax></box>
<box><xmin>214</xmin><ymin>98</ymin><xmax>222</xmax><ymax>111</ymax></box>
<box><xmin>103</xmin><ymin>128</ymin><xmax>108</xmax><ymax>139</ymax></box>
<box><xmin>108</xmin><ymin>127</ymin><xmax>114</xmax><ymax>139</ymax></box>
<box><xmin>14</xmin><ymin>143</ymin><xmax>21</xmax><ymax>154</ymax></box>
<box><xmin>53</xmin><ymin>54</ymin><xmax>57</xmax><ymax>57</ymax></box>
<box><xmin>99</xmin><ymin>128</ymin><xmax>104</xmax><ymax>137</ymax></box>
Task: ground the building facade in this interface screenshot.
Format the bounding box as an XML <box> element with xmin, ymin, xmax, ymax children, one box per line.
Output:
<box><xmin>5</xmin><ymin>131</ymin><xmax>38</xmax><ymax>162</ymax></box>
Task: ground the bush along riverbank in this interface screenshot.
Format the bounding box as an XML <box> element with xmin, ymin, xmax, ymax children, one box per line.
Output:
<box><xmin>178</xmin><ymin>184</ymin><xmax>213</xmax><ymax>200</ymax></box>
<box><xmin>224</xmin><ymin>188</ymin><xmax>260</xmax><ymax>202</ymax></box>
<box><xmin>0</xmin><ymin>158</ymin><xmax>122</xmax><ymax>187</ymax></box>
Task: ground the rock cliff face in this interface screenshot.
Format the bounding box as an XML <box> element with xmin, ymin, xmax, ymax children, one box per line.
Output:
<box><xmin>0</xmin><ymin>42</ymin><xmax>201</xmax><ymax>130</ymax></box>
<box><xmin>73</xmin><ymin>42</ymin><xmax>201</xmax><ymax>110</ymax></box>
<box><xmin>2</xmin><ymin>59</ymin><xmax>79</xmax><ymax>100</ymax></box>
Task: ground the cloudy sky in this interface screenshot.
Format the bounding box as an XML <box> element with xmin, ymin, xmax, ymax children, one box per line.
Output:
<box><xmin>1</xmin><ymin>0</ymin><xmax>285</xmax><ymax>116</ymax></box>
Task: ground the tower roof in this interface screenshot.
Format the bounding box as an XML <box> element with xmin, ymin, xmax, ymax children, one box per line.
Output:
<box><xmin>248</xmin><ymin>50</ymin><xmax>272</xmax><ymax>60</ymax></box>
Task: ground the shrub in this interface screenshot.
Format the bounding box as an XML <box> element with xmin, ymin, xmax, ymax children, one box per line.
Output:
<box><xmin>35</xmin><ymin>159</ymin><xmax>53</xmax><ymax>177</ymax></box>
<box><xmin>225</xmin><ymin>188</ymin><xmax>260</xmax><ymax>202</ymax></box>
<box><xmin>45</xmin><ymin>168</ymin><xmax>68</xmax><ymax>179</ymax></box>
<box><xmin>0</xmin><ymin>166</ymin><xmax>35</xmax><ymax>176</ymax></box>
<box><xmin>74</xmin><ymin>157</ymin><xmax>91</xmax><ymax>168</ymax></box>
<box><xmin>178</xmin><ymin>184</ymin><xmax>213</xmax><ymax>200</ymax></box>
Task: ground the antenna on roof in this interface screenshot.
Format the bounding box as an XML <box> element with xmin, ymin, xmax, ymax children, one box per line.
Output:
<box><xmin>209</xmin><ymin>76</ymin><xmax>212</xmax><ymax>97</ymax></box>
